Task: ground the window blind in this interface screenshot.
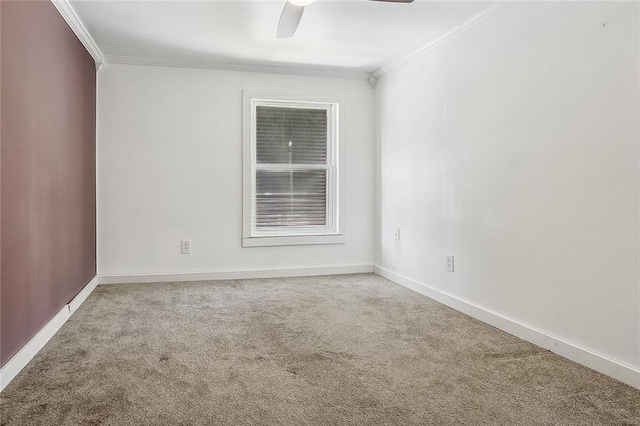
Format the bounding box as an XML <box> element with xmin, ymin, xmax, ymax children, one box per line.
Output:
<box><xmin>255</xmin><ymin>106</ymin><xmax>329</xmax><ymax>229</ymax></box>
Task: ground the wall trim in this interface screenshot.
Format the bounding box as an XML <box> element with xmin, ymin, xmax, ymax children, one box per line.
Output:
<box><xmin>0</xmin><ymin>276</ymin><xmax>100</xmax><ymax>393</ymax></box>
<box><xmin>99</xmin><ymin>265</ymin><xmax>374</xmax><ymax>284</ymax></box>
<box><xmin>373</xmin><ymin>2</ymin><xmax>509</xmax><ymax>78</ymax></box>
<box><xmin>50</xmin><ymin>0</ymin><xmax>103</xmax><ymax>64</ymax></box>
<box><xmin>374</xmin><ymin>266</ymin><xmax>640</xmax><ymax>390</ymax></box>
<box><xmin>4</xmin><ymin>268</ymin><xmax>635</xmax><ymax>391</ymax></box>
<box><xmin>68</xmin><ymin>275</ymin><xmax>100</xmax><ymax>315</ymax></box>
<box><xmin>103</xmin><ymin>55</ymin><xmax>370</xmax><ymax>81</ymax></box>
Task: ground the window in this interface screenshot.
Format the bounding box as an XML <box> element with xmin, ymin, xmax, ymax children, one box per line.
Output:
<box><xmin>243</xmin><ymin>94</ymin><xmax>343</xmax><ymax>247</ymax></box>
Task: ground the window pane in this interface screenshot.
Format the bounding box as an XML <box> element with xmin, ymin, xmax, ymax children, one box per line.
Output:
<box><xmin>256</xmin><ymin>170</ymin><xmax>327</xmax><ymax>228</ymax></box>
<box><xmin>256</xmin><ymin>106</ymin><xmax>327</xmax><ymax>165</ymax></box>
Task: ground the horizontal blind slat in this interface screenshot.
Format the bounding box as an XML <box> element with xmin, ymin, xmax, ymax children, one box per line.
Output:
<box><xmin>255</xmin><ymin>170</ymin><xmax>327</xmax><ymax>228</ymax></box>
<box><xmin>256</xmin><ymin>106</ymin><xmax>327</xmax><ymax>165</ymax></box>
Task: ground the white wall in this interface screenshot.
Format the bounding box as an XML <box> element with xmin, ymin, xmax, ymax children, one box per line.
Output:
<box><xmin>376</xmin><ymin>1</ymin><xmax>640</xmax><ymax>372</ymax></box>
<box><xmin>98</xmin><ymin>64</ymin><xmax>375</xmax><ymax>275</ymax></box>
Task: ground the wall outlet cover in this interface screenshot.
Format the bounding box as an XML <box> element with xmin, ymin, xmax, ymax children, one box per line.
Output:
<box><xmin>445</xmin><ymin>254</ymin><xmax>454</xmax><ymax>272</ymax></box>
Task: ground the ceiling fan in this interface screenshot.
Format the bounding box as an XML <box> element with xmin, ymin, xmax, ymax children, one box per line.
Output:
<box><xmin>277</xmin><ymin>0</ymin><xmax>414</xmax><ymax>39</ymax></box>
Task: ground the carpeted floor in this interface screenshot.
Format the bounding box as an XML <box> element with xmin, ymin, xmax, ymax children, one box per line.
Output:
<box><xmin>1</xmin><ymin>273</ymin><xmax>639</xmax><ymax>425</ymax></box>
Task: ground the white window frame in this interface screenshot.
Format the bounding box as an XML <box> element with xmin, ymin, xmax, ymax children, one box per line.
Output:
<box><xmin>242</xmin><ymin>91</ymin><xmax>345</xmax><ymax>247</ymax></box>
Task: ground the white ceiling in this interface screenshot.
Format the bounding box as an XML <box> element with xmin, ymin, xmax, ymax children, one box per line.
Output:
<box><xmin>71</xmin><ymin>0</ymin><xmax>493</xmax><ymax>76</ymax></box>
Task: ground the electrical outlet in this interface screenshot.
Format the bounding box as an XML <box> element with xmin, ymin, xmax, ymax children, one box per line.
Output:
<box><xmin>395</xmin><ymin>228</ymin><xmax>401</xmax><ymax>240</ymax></box>
<box><xmin>445</xmin><ymin>254</ymin><xmax>454</xmax><ymax>272</ymax></box>
<box><xmin>181</xmin><ymin>240</ymin><xmax>191</xmax><ymax>254</ymax></box>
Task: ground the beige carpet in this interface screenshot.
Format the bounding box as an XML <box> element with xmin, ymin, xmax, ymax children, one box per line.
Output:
<box><xmin>1</xmin><ymin>273</ymin><xmax>639</xmax><ymax>425</ymax></box>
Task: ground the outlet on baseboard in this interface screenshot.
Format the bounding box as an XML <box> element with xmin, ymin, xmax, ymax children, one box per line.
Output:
<box><xmin>181</xmin><ymin>240</ymin><xmax>191</xmax><ymax>254</ymax></box>
<box><xmin>445</xmin><ymin>254</ymin><xmax>454</xmax><ymax>272</ymax></box>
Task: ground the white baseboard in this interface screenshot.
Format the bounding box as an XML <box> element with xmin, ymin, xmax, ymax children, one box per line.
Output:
<box><xmin>69</xmin><ymin>275</ymin><xmax>100</xmax><ymax>315</ymax></box>
<box><xmin>99</xmin><ymin>264</ymin><xmax>374</xmax><ymax>284</ymax></box>
<box><xmin>0</xmin><ymin>275</ymin><xmax>99</xmax><ymax>393</ymax></box>
<box><xmin>374</xmin><ymin>266</ymin><xmax>640</xmax><ymax>390</ymax></box>
<box><xmin>8</xmin><ymin>267</ymin><xmax>634</xmax><ymax>392</ymax></box>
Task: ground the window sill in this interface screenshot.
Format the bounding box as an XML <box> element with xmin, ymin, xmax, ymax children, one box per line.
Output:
<box><xmin>242</xmin><ymin>234</ymin><xmax>345</xmax><ymax>248</ymax></box>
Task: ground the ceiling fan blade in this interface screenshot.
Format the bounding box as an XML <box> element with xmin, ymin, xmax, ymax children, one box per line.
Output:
<box><xmin>277</xmin><ymin>2</ymin><xmax>305</xmax><ymax>39</ymax></box>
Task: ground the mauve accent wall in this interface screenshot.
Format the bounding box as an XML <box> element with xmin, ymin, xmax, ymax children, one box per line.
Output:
<box><xmin>1</xmin><ymin>1</ymin><xmax>96</xmax><ymax>366</ymax></box>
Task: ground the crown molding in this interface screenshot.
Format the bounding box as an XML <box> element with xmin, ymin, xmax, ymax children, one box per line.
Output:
<box><xmin>373</xmin><ymin>2</ymin><xmax>510</xmax><ymax>79</ymax></box>
<box><xmin>103</xmin><ymin>55</ymin><xmax>371</xmax><ymax>81</ymax></box>
<box><xmin>50</xmin><ymin>0</ymin><xmax>103</xmax><ymax>65</ymax></box>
